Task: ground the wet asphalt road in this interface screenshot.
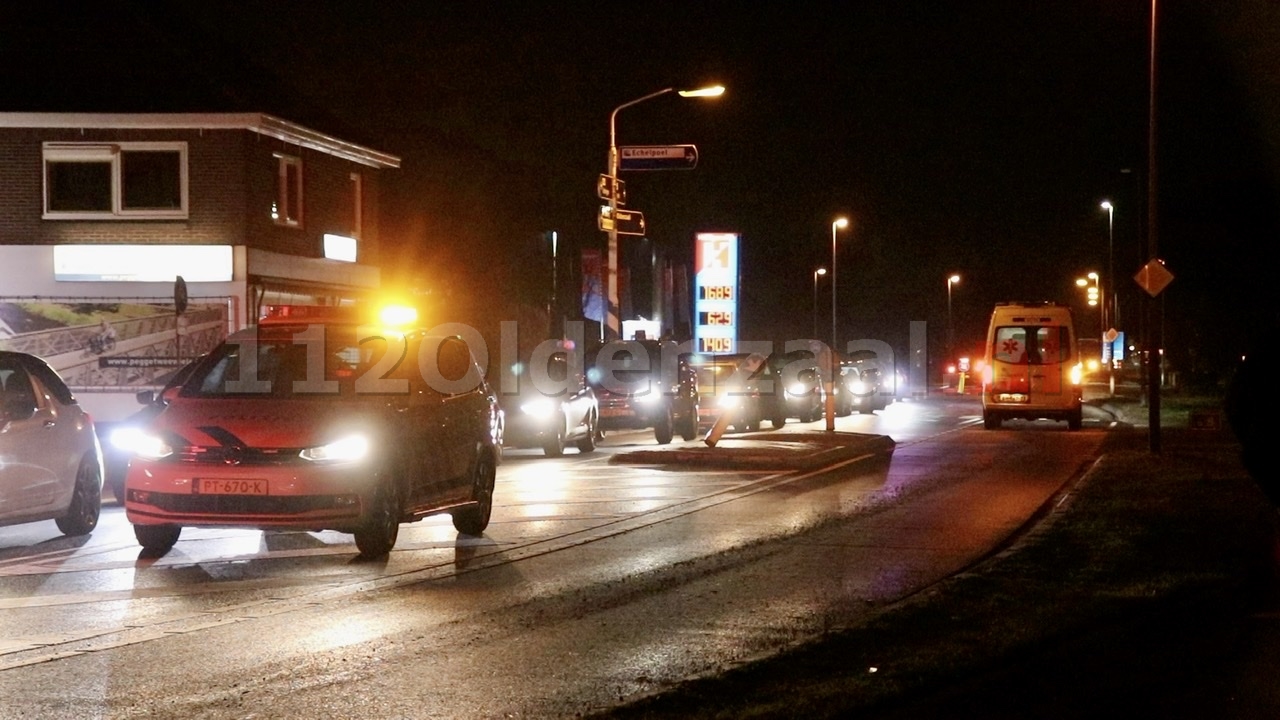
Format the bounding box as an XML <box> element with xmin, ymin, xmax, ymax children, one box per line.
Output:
<box><xmin>0</xmin><ymin>395</ymin><xmax>1117</xmax><ymax>718</ymax></box>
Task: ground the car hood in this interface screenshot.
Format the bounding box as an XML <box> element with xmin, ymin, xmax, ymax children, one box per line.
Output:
<box><xmin>149</xmin><ymin>398</ymin><xmax>384</xmax><ymax>449</ymax></box>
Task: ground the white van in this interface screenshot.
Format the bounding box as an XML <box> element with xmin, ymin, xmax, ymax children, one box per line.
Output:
<box><xmin>981</xmin><ymin>302</ymin><xmax>1083</xmax><ymax>430</ymax></box>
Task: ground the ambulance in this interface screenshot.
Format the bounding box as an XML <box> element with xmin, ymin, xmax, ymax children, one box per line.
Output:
<box><xmin>981</xmin><ymin>302</ymin><xmax>1084</xmax><ymax>430</ymax></box>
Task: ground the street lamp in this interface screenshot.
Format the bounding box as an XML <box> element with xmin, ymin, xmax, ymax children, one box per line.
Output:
<box><xmin>946</xmin><ymin>274</ymin><xmax>961</xmax><ymax>358</ymax></box>
<box><xmin>604</xmin><ymin>84</ymin><xmax>725</xmax><ymax>340</ymax></box>
<box><xmin>827</xmin><ymin>217</ymin><xmax>849</xmax><ymax>432</ymax></box>
<box><xmin>812</xmin><ymin>267</ymin><xmax>827</xmax><ymax>339</ymax></box>
<box><xmin>830</xmin><ymin>218</ymin><xmax>849</xmax><ymax>353</ymax></box>
<box><xmin>1076</xmin><ymin>272</ymin><xmax>1104</xmax><ymax>353</ymax></box>
<box><xmin>1100</xmin><ymin>200</ymin><xmax>1115</xmax><ymax>331</ymax></box>
<box><xmin>1100</xmin><ymin>200</ymin><xmax>1116</xmax><ymax>396</ymax></box>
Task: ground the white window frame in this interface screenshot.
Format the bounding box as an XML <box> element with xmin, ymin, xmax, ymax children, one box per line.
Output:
<box><xmin>42</xmin><ymin>141</ymin><xmax>189</xmax><ymax>220</ymax></box>
<box><xmin>273</xmin><ymin>153</ymin><xmax>303</xmax><ymax>227</ymax></box>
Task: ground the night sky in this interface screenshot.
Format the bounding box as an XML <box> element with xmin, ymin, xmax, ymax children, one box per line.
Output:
<box><xmin>3</xmin><ymin>1</ymin><xmax>1278</xmax><ymax>376</ymax></box>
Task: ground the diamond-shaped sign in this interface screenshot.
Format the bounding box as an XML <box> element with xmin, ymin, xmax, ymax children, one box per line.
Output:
<box><xmin>1134</xmin><ymin>259</ymin><xmax>1174</xmax><ymax>297</ymax></box>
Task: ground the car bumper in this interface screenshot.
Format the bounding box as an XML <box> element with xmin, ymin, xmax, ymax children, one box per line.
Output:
<box><xmin>123</xmin><ymin>460</ymin><xmax>376</xmax><ymax>531</ymax></box>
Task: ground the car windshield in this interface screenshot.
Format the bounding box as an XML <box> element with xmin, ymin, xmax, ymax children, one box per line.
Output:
<box><xmin>181</xmin><ymin>326</ymin><xmax>385</xmax><ymax>399</ymax></box>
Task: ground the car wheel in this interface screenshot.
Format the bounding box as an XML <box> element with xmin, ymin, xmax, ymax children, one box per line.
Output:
<box><xmin>1067</xmin><ymin>407</ymin><xmax>1083</xmax><ymax>431</ymax></box>
<box><xmin>575</xmin><ymin>413</ymin><xmax>597</xmax><ymax>453</ymax></box>
<box><xmin>679</xmin><ymin>405</ymin><xmax>699</xmax><ymax>441</ymax></box>
<box><xmin>654</xmin><ymin>406</ymin><xmax>675</xmax><ymax>445</ymax></box>
<box><xmin>543</xmin><ymin>419</ymin><xmax>566</xmax><ymax>457</ymax></box>
<box><xmin>453</xmin><ymin>453</ymin><xmax>496</xmax><ymax>536</ymax></box>
<box><xmin>55</xmin><ymin>456</ymin><xmax>102</xmax><ymax>536</ymax></box>
<box><xmin>771</xmin><ymin>411</ymin><xmax>787</xmax><ymax>428</ymax></box>
<box><xmin>134</xmin><ymin>523</ymin><xmax>182</xmax><ymax>554</ymax></box>
<box><xmin>983</xmin><ymin>411</ymin><xmax>1001</xmax><ymax>430</ymax></box>
<box><xmin>354</xmin><ymin>477</ymin><xmax>401</xmax><ymax>557</ymax></box>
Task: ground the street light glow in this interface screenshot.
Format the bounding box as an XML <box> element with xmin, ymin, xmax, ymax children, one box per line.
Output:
<box><xmin>834</xmin><ymin>217</ymin><xmax>849</xmax><ymax>229</ymax></box>
<box><xmin>816</xmin><ymin>267</ymin><xmax>827</xmax><ymax>276</ymax></box>
<box><xmin>948</xmin><ymin>274</ymin><xmax>961</xmax><ymax>284</ymax></box>
<box><xmin>1100</xmin><ymin>200</ymin><xmax>1113</xmax><ymax>210</ymax></box>
<box><xmin>677</xmin><ymin>85</ymin><xmax>726</xmax><ymax>98</ymax></box>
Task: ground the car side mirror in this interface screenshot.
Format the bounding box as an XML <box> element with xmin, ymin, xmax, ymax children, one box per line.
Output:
<box><xmin>160</xmin><ymin>386</ymin><xmax>182</xmax><ymax>404</ymax></box>
<box><xmin>136</xmin><ymin>389</ymin><xmax>157</xmax><ymax>406</ymax></box>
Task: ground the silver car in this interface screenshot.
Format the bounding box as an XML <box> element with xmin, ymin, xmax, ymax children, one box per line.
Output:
<box><xmin>0</xmin><ymin>351</ymin><xmax>104</xmax><ymax>537</ymax></box>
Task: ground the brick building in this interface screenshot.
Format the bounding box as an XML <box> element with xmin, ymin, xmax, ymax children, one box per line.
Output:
<box><xmin>0</xmin><ymin>112</ymin><xmax>400</xmax><ymax>420</ymax></box>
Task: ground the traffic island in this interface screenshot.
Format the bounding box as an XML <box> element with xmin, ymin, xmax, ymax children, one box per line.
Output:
<box><xmin>609</xmin><ymin>431</ymin><xmax>895</xmax><ymax>471</ymax></box>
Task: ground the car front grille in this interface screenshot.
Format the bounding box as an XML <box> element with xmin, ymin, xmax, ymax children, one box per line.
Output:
<box><xmin>174</xmin><ymin>445</ymin><xmax>308</xmax><ymax>466</ymax></box>
<box><xmin>138</xmin><ymin>492</ymin><xmax>359</xmax><ymax>516</ymax></box>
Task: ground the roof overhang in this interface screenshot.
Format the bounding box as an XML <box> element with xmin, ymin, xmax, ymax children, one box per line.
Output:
<box><xmin>0</xmin><ymin>112</ymin><xmax>400</xmax><ymax>169</ymax></box>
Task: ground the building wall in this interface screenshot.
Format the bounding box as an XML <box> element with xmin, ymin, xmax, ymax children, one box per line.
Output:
<box><xmin>0</xmin><ymin>127</ymin><xmax>246</xmax><ymax>245</ymax></box>
<box><xmin>0</xmin><ymin>126</ymin><xmax>381</xmax><ymax>264</ymax></box>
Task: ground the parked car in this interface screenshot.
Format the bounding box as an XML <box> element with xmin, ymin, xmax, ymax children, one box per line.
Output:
<box><xmin>100</xmin><ymin>358</ymin><xmax>203</xmax><ymax>503</ymax></box>
<box><xmin>687</xmin><ymin>352</ymin><xmax>766</xmax><ymax>432</ymax></box>
<box><xmin>765</xmin><ymin>349</ymin><xmax>826</xmax><ymax>425</ymax></box>
<box><xmin>120</xmin><ymin>305</ymin><xmax>503</xmax><ymax>558</ymax></box>
<box><xmin>501</xmin><ymin>344</ymin><xmax>598</xmax><ymax>456</ymax></box>
<box><xmin>591</xmin><ymin>340</ymin><xmax>699</xmax><ymax>444</ymax></box>
<box><xmin>0</xmin><ymin>351</ymin><xmax>104</xmax><ymax>537</ymax></box>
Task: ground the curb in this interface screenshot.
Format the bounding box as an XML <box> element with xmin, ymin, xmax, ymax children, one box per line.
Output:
<box><xmin>608</xmin><ymin>431</ymin><xmax>896</xmax><ymax>471</ymax></box>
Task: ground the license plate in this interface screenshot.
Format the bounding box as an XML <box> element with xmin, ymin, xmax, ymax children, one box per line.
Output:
<box><xmin>196</xmin><ymin>478</ymin><xmax>269</xmax><ymax>495</ymax></box>
<box><xmin>600</xmin><ymin>407</ymin><xmax>630</xmax><ymax>418</ymax></box>
<box><xmin>995</xmin><ymin>393</ymin><xmax>1028</xmax><ymax>403</ymax></box>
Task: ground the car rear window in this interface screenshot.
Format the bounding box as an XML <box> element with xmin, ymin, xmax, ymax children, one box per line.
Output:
<box><xmin>993</xmin><ymin>325</ymin><xmax>1071</xmax><ymax>365</ymax></box>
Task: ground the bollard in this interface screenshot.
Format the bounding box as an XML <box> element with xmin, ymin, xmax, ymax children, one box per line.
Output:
<box><xmin>825</xmin><ymin>379</ymin><xmax>836</xmax><ymax>431</ymax></box>
<box><xmin>704</xmin><ymin>407</ymin><xmax>733</xmax><ymax>447</ymax></box>
<box><xmin>957</xmin><ymin>371</ymin><xmax>966</xmax><ymax>395</ymax></box>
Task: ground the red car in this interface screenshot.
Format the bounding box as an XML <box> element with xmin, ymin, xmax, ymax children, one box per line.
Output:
<box><xmin>122</xmin><ymin>306</ymin><xmax>502</xmax><ymax>557</ymax></box>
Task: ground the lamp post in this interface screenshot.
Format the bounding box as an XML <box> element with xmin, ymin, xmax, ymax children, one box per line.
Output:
<box><xmin>830</xmin><ymin>218</ymin><xmax>849</xmax><ymax>352</ymax></box>
<box><xmin>812</xmin><ymin>267</ymin><xmax>827</xmax><ymax>339</ymax></box>
<box><xmin>605</xmin><ymin>84</ymin><xmax>725</xmax><ymax>340</ymax></box>
<box><xmin>827</xmin><ymin>217</ymin><xmax>849</xmax><ymax>432</ymax></box>
<box><xmin>1100</xmin><ymin>200</ymin><xmax>1114</xmax><ymax>331</ymax></box>
<box><xmin>1100</xmin><ymin>200</ymin><xmax>1116</xmax><ymax>397</ymax></box>
<box><xmin>946</xmin><ymin>274</ymin><xmax>961</xmax><ymax>358</ymax></box>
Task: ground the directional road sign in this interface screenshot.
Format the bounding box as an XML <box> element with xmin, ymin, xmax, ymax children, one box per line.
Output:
<box><xmin>618</xmin><ymin>145</ymin><xmax>699</xmax><ymax>171</ymax></box>
<box><xmin>598</xmin><ymin>206</ymin><xmax>646</xmax><ymax>236</ymax></box>
<box><xmin>596</xmin><ymin>174</ymin><xmax>627</xmax><ymax>204</ymax></box>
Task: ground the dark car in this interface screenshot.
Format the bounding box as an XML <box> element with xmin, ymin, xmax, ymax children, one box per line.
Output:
<box><xmin>101</xmin><ymin>358</ymin><xmax>203</xmax><ymax>503</ymax></box>
<box><xmin>764</xmin><ymin>349</ymin><xmax>826</xmax><ymax>425</ymax></box>
<box><xmin>120</xmin><ymin>305</ymin><xmax>502</xmax><ymax>558</ymax></box>
<box><xmin>687</xmin><ymin>352</ymin><xmax>766</xmax><ymax>432</ymax></box>
<box><xmin>591</xmin><ymin>340</ymin><xmax>699</xmax><ymax>444</ymax></box>
<box><xmin>835</xmin><ymin>355</ymin><xmax>891</xmax><ymax>416</ymax></box>
<box><xmin>0</xmin><ymin>351</ymin><xmax>104</xmax><ymax>538</ymax></box>
<box><xmin>500</xmin><ymin>345</ymin><xmax>598</xmax><ymax>456</ymax></box>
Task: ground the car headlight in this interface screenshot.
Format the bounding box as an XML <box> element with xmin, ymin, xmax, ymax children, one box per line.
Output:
<box><xmin>113</xmin><ymin>428</ymin><xmax>173</xmax><ymax>460</ymax></box>
<box><xmin>635</xmin><ymin>390</ymin><xmax>664</xmax><ymax>405</ymax></box>
<box><xmin>718</xmin><ymin>394</ymin><xmax>741</xmax><ymax>409</ymax></box>
<box><xmin>848</xmin><ymin>380</ymin><xmax>868</xmax><ymax>395</ymax></box>
<box><xmin>520</xmin><ymin>398</ymin><xmax>557</xmax><ymax>417</ymax></box>
<box><xmin>787</xmin><ymin>383</ymin><xmax>809</xmax><ymax>397</ymax></box>
<box><xmin>301</xmin><ymin>434</ymin><xmax>369</xmax><ymax>463</ymax></box>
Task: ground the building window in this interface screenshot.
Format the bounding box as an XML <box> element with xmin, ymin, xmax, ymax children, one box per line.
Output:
<box><xmin>43</xmin><ymin>142</ymin><xmax>188</xmax><ymax>219</ymax></box>
<box><xmin>272</xmin><ymin>153</ymin><xmax>303</xmax><ymax>227</ymax></box>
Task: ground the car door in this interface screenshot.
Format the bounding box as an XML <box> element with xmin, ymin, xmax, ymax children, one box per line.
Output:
<box><xmin>432</xmin><ymin>337</ymin><xmax>489</xmax><ymax>499</ymax></box>
<box><xmin>389</xmin><ymin>337</ymin><xmax>452</xmax><ymax>507</ymax></box>
<box><xmin>0</xmin><ymin>360</ymin><xmax>65</xmax><ymax>516</ymax></box>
